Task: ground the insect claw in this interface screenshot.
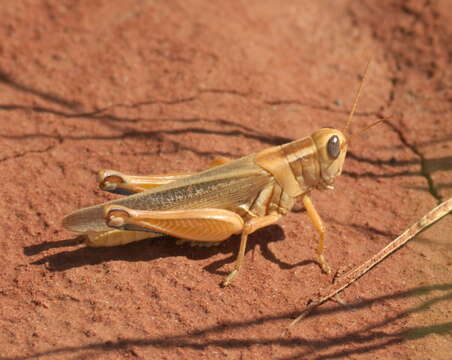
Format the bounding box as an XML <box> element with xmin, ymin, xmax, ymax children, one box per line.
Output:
<box><xmin>222</xmin><ymin>270</ymin><xmax>238</xmax><ymax>287</ymax></box>
<box><xmin>318</xmin><ymin>254</ymin><xmax>332</xmax><ymax>274</ymax></box>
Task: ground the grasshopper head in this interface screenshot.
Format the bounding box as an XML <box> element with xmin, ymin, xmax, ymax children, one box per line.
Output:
<box><xmin>311</xmin><ymin>128</ymin><xmax>348</xmax><ymax>188</ymax></box>
<box><xmin>308</xmin><ymin>59</ymin><xmax>378</xmax><ymax>189</ymax></box>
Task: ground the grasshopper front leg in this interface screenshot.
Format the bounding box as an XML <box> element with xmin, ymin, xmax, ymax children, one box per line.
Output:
<box><xmin>303</xmin><ymin>195</ymin><xmax>331</xmax><ymax>274</ymax></box>
<box><xmin>99</xmin><ymin>156</ymin><xmax>232</xmax><ymax>195</ymax></box>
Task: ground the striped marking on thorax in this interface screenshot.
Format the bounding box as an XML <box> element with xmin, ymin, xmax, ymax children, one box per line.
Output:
<box><xmin>281</xmin><ymin>136</ymin><xmax>321</xmax><ymax>191</ymax></box>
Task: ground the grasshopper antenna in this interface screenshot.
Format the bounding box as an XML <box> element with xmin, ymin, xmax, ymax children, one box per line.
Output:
<box><xmin>343</xmin><ymin>58</ymin><xmax>372</xmax><ymax>136</ymax></box>
<box><xmin>348</xmin><ymin>117</ymin><xmax>386</xmax><ymax>141</ymax></box>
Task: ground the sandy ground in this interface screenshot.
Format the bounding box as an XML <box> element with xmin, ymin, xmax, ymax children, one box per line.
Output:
<box><xmin>0</xmin><ymin>1</ymin><xmax>451</xmax><ymax>359</ymax></box>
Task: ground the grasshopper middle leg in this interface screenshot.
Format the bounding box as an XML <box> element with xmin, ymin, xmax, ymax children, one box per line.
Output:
<box><xmin>222</xmin><ymin>214</ymin><xmax>281</xmax><ymax>286</ymax></box>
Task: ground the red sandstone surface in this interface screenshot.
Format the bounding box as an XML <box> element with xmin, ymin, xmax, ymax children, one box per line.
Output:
<box><xmin>0</xmin><ymin>1</ymin><xmax>450</xmax><ymax>359</ymax></box>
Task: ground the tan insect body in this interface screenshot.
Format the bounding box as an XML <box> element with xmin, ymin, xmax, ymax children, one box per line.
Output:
<box><xmin>63</xmin><ymin>62</ymin><xmax>372</xmax><ymax>286</ymax></box>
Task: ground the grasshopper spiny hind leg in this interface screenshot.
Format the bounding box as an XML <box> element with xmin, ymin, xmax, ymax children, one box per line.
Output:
<box><xmin>104</xmin><ymin>205</ymin><xmax>244</xmax><ymax>243</ymax></box>
<box><xmin>85</xmin><ymin>229</ymin><xmax>161</xmax><ymax>247</ymax></box>
<box><xmin>98</xmin><ymin>157</ymin><xmax>232</xmax><ymax>195</ymax></box>
<box><xmin>98</xmin><ymin>170</ymin><xmax>192</xmax><ymax>195</ymax></box>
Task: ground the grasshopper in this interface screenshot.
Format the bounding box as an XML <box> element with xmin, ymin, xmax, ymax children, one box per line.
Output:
<box><xmin>63</xmin><ymin>62</ymin><xmax>375</xmax><ymax>286</ymax></box>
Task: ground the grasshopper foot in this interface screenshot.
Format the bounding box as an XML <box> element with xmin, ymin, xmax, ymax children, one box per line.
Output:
<box><xmin>222</xmin><ymin>270</ymin><xmax>238</xmax><ymax>287</ymax></box>
<box><xmin>318</xmin><ymin>254</ymin><xmax>332</xmax><ymax>274</ymax></box>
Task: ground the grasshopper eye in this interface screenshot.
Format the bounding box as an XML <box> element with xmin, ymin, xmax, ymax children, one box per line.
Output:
<box><xmin>327</xmin><ymin>135</ymin><xmax>340</xmax><ymax>159</ymax></box>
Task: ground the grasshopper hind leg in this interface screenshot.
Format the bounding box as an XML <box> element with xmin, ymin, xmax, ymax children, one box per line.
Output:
<box><xmin>85</xmin><ymin>229</ymin><xmax>162</xmax><ymax>247</ymax></box>
<box><xmin>98</xmin><ymin>170</ymin><xmax>192</xmax><ymax>195</ymax></box>
<box><xmin>104</xmin><ymin>205</ymin><xmax>244</xmax><ymax>244</ymax></box>
<box><xmin>103</xmin><ymin>205</ymin><xmax>280</xmax><ymax>285</ymax></box>
<box><xmin>98</xmin><ymin>157</ymin><xmax>233</xmax><ymax>195</ymax></box>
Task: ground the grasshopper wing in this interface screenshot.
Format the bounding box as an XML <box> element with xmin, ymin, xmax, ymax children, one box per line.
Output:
<box><xmin>63</xmin><ymin>154</ymin><xmax>272</xmax><ymax>234</ymax></box>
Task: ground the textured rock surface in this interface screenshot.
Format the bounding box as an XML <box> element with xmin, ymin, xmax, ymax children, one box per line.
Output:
<box><xmin>0</xmin><ymin>1</ymin><xmax>450</xmax><ymax>359</ymax></box>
